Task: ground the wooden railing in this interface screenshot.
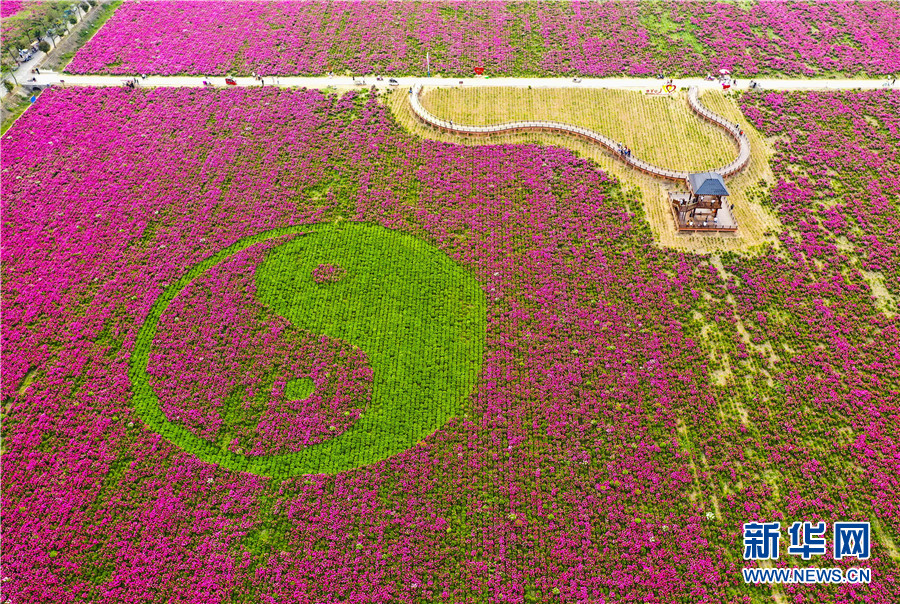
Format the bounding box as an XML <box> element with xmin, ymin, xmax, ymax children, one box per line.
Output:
<box><xmin>685</xmin><ymin>86</ymin><xmax>751</xmax><ymax>177</ymax></box>
<box><xmin>407</xmin><ymin>84</ymin><xmax>751</xmax><ymax>182</ymax></box>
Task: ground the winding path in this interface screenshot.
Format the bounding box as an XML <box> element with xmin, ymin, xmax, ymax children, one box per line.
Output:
<box><xmin>408</xmin><ymin>84</ymin><xmax>751</xmax><ymax>182</ymax></box>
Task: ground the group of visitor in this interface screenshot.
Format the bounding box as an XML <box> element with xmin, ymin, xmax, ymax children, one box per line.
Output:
<box><xmin>618</xmin><ymin>144</ymin><xmax>632</xmax><ymax>158</ymax></box>
<box><xmin>686</xmin><ymin>216</ymin><xmax>719</xmax><ymax>228</ymax></box>
<box><xmin>122</xmin><ymin>74</ymin><xmax>148</xmax><ymax>88</ymax></box>
<box><xmin>683</xmin><ymin>211</ymin><xmax>721</xmax><ymax>228</ymax></box>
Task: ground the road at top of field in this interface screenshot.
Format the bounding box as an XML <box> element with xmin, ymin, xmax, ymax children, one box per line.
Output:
<box><xmin>25</xmin><ymin>73</ymin><xmax>900</xmax><ymax>92</ymax></box>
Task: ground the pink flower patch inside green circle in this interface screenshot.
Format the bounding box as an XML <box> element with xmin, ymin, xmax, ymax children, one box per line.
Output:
<box><xmin>311</xmin><ymin>263</ymin><xmax>346</xmax><ymax>284</ymax></box>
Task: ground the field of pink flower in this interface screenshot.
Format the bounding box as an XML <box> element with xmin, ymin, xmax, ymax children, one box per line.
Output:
<box><xmin>64</xmin><ymin>0</ymin><xmax>900</xmax><ymax>77</ymax></box>
<box><xmin>1</xmin><ymin>86</ymin><xmax>899</xmax><ymax>602</ymax></box>
<box><xmin>0</xmin><ymin>0</ymin><xmax>24</xmax><ymax>18</ymax></box>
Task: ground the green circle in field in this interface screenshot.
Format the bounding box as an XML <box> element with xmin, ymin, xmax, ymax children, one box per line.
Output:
<box><xmin>284</xmin><ymin>377</ymin><xmax>316</xmax><ymax>401</ymax></box>
<box><xmin>128</xmin><ymin>223</ymin><xmax>486</xmax><ymax>477</ymax></box>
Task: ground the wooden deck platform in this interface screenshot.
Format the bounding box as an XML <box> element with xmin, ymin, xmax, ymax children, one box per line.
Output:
<box><xmin>669</xmin><ymin>192</ymin><xmax>738</xmax><ymax>232</ymax></box>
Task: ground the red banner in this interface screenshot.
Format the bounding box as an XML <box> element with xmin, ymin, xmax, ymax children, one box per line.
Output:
<box><xmin>474</xmin><ymin>67</ymin><xmax>484</xmax><ymax>75</ymax></box>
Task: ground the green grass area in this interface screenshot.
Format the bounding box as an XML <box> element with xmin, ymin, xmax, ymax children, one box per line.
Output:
<box><xmin>129</xmin><ymin>222</ymin><xmax>486</xmax><ymax>477</ymax></box>
<box><xmin>284</xmin><ymin>377</ymin><xmax>315</xmax><ymax>401</ymax></box>
<box><xmin>640</xmin><ymin>11</ymin><xmax>705</xmax><ymax>56</ymax></box>
<box><xmin>1</xmin><ymin>92</ymin><xmax>34</xmax><ymax>134</ymax></box>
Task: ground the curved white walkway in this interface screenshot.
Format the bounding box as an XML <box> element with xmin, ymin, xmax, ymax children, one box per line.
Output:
<box><xmin>409</xmin><ymin>84</ymin><xmax>750</xmax><ymax>182</ymax></box>
<box><xmin>686</xmin><ymin>87</ymin><xmax>751</xmax><ymax>178</ymax></box>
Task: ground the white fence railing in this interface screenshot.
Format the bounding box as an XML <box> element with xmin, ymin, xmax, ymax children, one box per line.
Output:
<box><xmin>409</xmin><ymin>84</ymin><xmax>751</xmax><ymax>183</ymax></box>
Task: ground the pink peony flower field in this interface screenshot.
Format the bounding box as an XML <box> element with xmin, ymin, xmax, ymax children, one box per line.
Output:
<box><xmin>2</xmin><ymin>83</ymin><xmax>898</xmax><ymax>601</ymax></box>
<box><xmin>2</xmin><ymin>1</ymin><xmax>900</xmax><ymax>601</ymax></box>
<box><xmin>63</xmin><ymin>0</ymin><xmax>900</xmax><ymax>77</ymax></box>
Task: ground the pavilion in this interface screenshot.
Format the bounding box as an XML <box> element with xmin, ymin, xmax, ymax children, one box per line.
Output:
<box><xmin>669</xmin><ymin>172</ymin><xmax>737</xmax><ymax>232</ymax></box>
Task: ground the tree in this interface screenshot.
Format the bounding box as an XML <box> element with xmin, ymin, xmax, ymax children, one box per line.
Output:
<box><xmin>38</xmin><ymin>41</ymin><xmax>50</xmax><ymax>53</ymax></box>
<box><xmin>3</xmin><ymin>43</ymin><xmax>20</xmax><ymax>64</ymax></box>
<box><xmin>2</xmin><ymin>63</ymin><xmax>18</xmax><ymax>88</ymax></box>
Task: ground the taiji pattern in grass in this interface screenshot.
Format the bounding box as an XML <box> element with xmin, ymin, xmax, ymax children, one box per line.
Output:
<box><xmin>129</xmin><ymin>222</ymin><xmax>487</xmax><ymax>476</ymax></box>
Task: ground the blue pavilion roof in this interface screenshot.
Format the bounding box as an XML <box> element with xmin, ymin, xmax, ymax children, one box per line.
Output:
<box><xmin>688</xmin><ymin>172</ymin><xmax>729</xmax><ymax>196</ymax></box>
